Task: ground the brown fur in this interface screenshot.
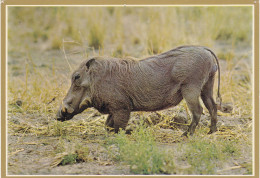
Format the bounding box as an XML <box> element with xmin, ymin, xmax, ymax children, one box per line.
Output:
<box><xmin>57</xmin><ymin>45</ymin><xmax>221</xmax><ymax>135</ymax></box>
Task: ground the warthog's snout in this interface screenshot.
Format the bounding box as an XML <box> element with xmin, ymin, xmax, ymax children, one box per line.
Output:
<box><xmin>56</xmin><ymin>101</ymin><xmax>75</xmax><ymax>121</ymax></box>
<box><xmin>56</xmin><ymin>98</ymin><xmax>91</xmax><ymax>121</ymax></box>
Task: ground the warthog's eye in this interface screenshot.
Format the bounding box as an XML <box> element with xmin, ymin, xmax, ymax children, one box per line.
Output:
<box><xmin>72</xmin><ymin>74</ymin><xmax>81</xmax><ymax>87</ymax></box>
<box><xmin>75</xmin><ymin>74</ymin><xmax>80</xmax><ymax>80</ymax></box>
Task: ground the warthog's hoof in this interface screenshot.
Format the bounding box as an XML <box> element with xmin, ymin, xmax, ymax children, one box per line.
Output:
<box><xmin>125</xmin><ymin>129</ymin><xmax>133</xmax><ymax>135</ymax></box>
<box><xmin>208</xmin><ymin>127</ymin><xmax>217</xmax><ymax>134</ymax></box>
<box><xmin>106</xmin><ymin>126</ymin><xmax>115</xmax><ymax>133</ymax></box>
<box><xmin>181</xmin><ymin>131</ymin><xmax>189</xmax><ymax>137</ymax></box>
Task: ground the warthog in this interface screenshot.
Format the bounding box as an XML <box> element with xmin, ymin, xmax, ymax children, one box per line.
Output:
<box><xmin>57</xmin><ymin>45</ymin><xmax>221</xmax><ymax>136</ymax></box>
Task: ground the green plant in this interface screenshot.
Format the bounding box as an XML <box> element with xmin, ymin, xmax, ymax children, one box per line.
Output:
<box><xmin>183</xmin><ymin>137</ymin><xmax>224</xmax><ymax>174</ymax></box>
<box><xmin>221</xmin><ymin>139</ymin><xmax>240</xmax><ymax>156</ymax></box>
<box><xmin>59</xmin><ymin>153</ymin><xmax>78</xmax><ymax>166</ymax></box>
<box><xmin>106</xmin><ymin>122</ymin><xmax>175</xmax><ymax>174</ymax></box>
<box><xmin>180</xmin><ymin>134</ymin><xmax>243</xmax><ymax>175</ymax></box>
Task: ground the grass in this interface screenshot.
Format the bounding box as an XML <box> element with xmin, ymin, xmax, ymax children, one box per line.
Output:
<box><xmin>180</xmin><ymin>135</ymin><xmax>241</xmax><ymax>174</ymax></box>
<box><xmin>104</xmin><ymin>122</ymin><xmax>246</xmax><ymax>175</ymax></box>
<box><xmin>58</xmin><ymin>144</ymin><xmax>90</xmax><ymax>166</ymax></box>
<box><xmin>8</xmin><ymin>7</ymin><xmax>252</xmax><ymax>54</ymax></box>
<box><xmin>221</xmin><ymin>139</ymin><xmax>241</xmax><ymax>156</ymax></box>
<box><xmin>7</xmin><ymin>6</ymin><xmax>253</xmax><ymax>175</ymax></box>
<box><xmin>183</xmin><ymin>138</ymin><xmax>223</xmax><ymax>174</ymax></box>
<box><xmin>105</xmin><ymin>122</ymin><xmax>175</xmax><ymax>174</ymax></box>
<box><xmin>59</xmin><ymin>153</ymin><xmax>78</xmax><ymax>166</ymax></box>
<box><xmin>88</xmin><ymin>18</ymin><xmax>105</xmax><ymax>50</ymax></box>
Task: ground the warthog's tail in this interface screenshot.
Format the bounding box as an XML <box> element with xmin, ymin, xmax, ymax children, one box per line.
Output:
<box><xmin>204</xmin><ymin>47</ymin><xmax>222</xmax><ymax>107</ymax></box>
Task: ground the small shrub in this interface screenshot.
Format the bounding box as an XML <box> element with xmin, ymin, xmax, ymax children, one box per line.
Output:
<box><xmin>181</xmin><ymin>135</ymin><xmax>243</xmax><ymax>175</ymax></box>
<box><xmin>57</xmin><ymin>143</ymin><xmax>90</xmax><ymax>166</ymax></box>
<box><xmin>183</xmin><ymin>137</ymin><xmax>224</xmax><ymax>174</ymax></box>
<box><xmin>106</xmin><ymin>123</ymin><xmax>175</xmax><ymax>174</ymax></box>
<box><xmin>59</xmin><ymin>153</ymin><xmax>78</xmax><ymax>166</ymax></box>
<box><xmin>221</xmin><ymin>139</ymin><xmax>240</xmax><ymax>156</ymax></box>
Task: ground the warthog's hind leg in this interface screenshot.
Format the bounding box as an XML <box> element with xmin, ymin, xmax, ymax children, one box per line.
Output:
<box><xmin>181</xmin><ymin>84</ymin><xmax>203</xmax><ymax>136</ymax></box>
<box><xmin>201</xmin><ymin>75</ymin><xmax>218</xmax><ymax>134</ymax></box>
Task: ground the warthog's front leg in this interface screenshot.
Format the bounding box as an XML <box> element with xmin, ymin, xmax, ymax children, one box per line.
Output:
<box><xmin>105</xmin><ymin>110</ymin><xmax>130</xmax><ymax>133</ymax></box>
<box><xmin>105</xmin><ymin>114</ymin><xmax>114</xmax><ymax>132</ymax></box>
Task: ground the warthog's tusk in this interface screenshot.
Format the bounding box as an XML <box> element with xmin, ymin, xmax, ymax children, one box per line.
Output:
<box><xmin>67</xmin><ymin>107</ymin><xmax>74</xmax><ymax>114</ymax></box>
<box><xmin>79</xmin><ymin>97</ymin><xmax>91</xmax><ymax>109</ymax></box>
<box><xmin>61</xmin><ymin>100</ymin><xmax>66</xmax><ymax>113</ymax></box>
<box><xmin>61</xmin><ymin>100</ymin><xmax>74</xmax><ymax>113</ymax></box>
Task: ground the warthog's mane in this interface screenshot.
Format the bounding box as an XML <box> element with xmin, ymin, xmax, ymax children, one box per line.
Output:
<box><xmin>88</xmin><ymin>56</ymin><xmax>142</xmax><ymax>79</ymax></box>
<box><xmin>88</xmin><ymin>46</ymin><xmax>198</xmax><ymax>81</ymax></box>
<box><xmin>87</xmin><ymin>45</ymin><xmax>215</xmax><ymax>80</ymax></box>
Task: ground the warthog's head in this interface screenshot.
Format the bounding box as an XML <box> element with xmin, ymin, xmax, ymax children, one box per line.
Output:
<box><xmin>56</xmin><ymin>58</ymin><xmax>96</xmax><ymax>121</ymax></box>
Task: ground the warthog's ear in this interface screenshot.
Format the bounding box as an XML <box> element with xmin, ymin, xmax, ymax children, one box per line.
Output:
<box><xmin>86</xmin><ymin>58</ymin><xmax>95</xmax><ymax>69</ymax></box>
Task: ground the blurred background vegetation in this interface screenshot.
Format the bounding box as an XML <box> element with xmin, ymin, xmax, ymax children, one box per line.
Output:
<box><xmin>8</xmin><ymin>6</ymin><xmax>252</xmax><ymax>55</ymax></box>
<box><xmin>8</xmin><ymin>6</ymin><xmax>252</xmax><ymax>54</ymax></box>
<box><xmin>7</xmin><ymin>6</ymin><xmax>253</xmax><ymax>117</ymax></box>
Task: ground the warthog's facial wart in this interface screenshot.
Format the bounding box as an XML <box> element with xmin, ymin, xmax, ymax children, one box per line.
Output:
<box><xmin>56</xmin><ymin>97</ymin><xmax>90</xmax><ymax>122</ymax></box>
<box><xmin>79</xmin><ymin>97</ymin><xmax>92</xmax><ymax>109</ymax></box>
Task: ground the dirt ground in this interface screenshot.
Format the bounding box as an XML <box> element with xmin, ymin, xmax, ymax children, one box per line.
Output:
<box><xmin>7</xmin><ymin>106</ymin><xmax>253</xmax><ymax>175</ymax></box>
